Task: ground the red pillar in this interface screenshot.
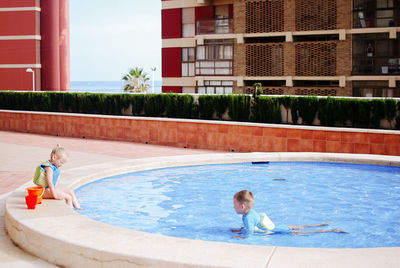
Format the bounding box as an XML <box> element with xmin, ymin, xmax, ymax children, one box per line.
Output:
<box><xmin>59</xmin><ymin>0</ymin><xmax>70</xmax><ymax>92</ymax></box>
<box><xmin>41</xmin><ymin>0</ymin><xmax>60</xmax><ymax>91</ymax></box>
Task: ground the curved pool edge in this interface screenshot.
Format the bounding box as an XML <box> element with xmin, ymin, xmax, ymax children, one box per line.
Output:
<box><xmin>5</xmin><ymin>152</ymin><xmax>400</xmax><ymax>268</ymax></box>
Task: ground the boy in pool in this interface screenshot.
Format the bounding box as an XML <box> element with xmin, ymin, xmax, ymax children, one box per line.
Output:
<box><xmin>33</xmin><ymin>145</ymin><xmax>81</xmax><ymax>209</ymax></box>
<box><xmin>231</xmin><ymin>190</ymin><xmax>347</xmax><ymax>235</ymax></box>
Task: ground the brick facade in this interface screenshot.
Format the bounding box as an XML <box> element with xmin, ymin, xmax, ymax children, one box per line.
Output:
<box><xmin>337</xmin><ymin>38</ymin><xmax>352</xmax><ymax>76</ymax></box>
<box><xmin>284</xmin><ymin>0</ymin><xmax>296</xmax><ymax>31</ymax></box>
<box><xmin>233</xmin><ymin>0</ymin><xmax>245</xmax><ymax>34</ymax></box>
<box><xmin>162</xmin><ymin>0</ymin><xmax>400</xmax><ymax>97</ymax></box>
<box><xmin>284</xmin><ymin>42</ymin><xmax>296</xmax><ymax>77</ymax></box>
<box><xmin>337</xmin><ymin>0</ymin><xmax>352</xmax><ymax>29</ymax></box>
<box><xmin>233</xmin><ymin>43</ymin><xmax>245</xmax><ymax>77</ymax></box>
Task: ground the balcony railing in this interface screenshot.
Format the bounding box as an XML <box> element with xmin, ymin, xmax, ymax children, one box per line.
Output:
<box><xmin>197</xmin><ymin>18</ymin><xmax>233</xmax><ymax>35</ymax></box>
<box><xmin>352</xmin><ymin>56</ymin><xmax>400</xmax><ymax>75</ymax></box>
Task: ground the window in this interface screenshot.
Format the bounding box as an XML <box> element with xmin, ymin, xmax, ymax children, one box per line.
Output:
<box><xmin>182</xmin><ymin>87</ymin><xmax>196</xmax><ymax>93</ymax></box>
<box><xmin>352</xmin><ymin>81</ymin><xmax>400</xmax><ymax>97</ymax></box>
<box><xmin>197</xmin><ymin>80</ymin><xmax>234</xmax><ymax>94</ymax></box>
<box><xmin>353</xmin><ymin>0</ymin><xmax>399</xmax><ymax>28</ymax></box>
<box><xmin>215</xmin><ymin>5</ymin><xmax>231</xmax><ymax>34</ymax></box>
<box><xmin>197</xmin><ymin>4</ymin><xmax>233</xmax><ymax>35</ymax></box>
<box><xmin>196</xmin><ymin>39</ymin><xmax>233</xmax><ymax>75</ymax></box>
<box><xmin>182</xmin><ymin>48</ymin><xmax>195</xmax><ymax>77</ymax></box>
<box><xmin>182</xmin><ymin>8</ymin><xmax>195</xmax><ymax>37</ymax></box>
<box><xmin>196</xmin><ymin>40</ymin><xmax>233</xmax><ymax>60</ymax></box>
<box><xmin>377</xmin><ymin>0</ymin><xmax>394</xmax><ymax>8</ymax></box>
<box><xmin>215</xmin><ymin>5</ymin><xmax>230</xmax><ymax>19</ymax></box>
<box><xmin>376</xmin><ymin>0</ymin><xmax>395</xmax><ymax>27</ymax></box>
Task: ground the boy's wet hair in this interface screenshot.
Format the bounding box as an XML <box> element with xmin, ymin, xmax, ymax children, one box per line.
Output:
<box><xmin>234</xmin><ymin>190</ymin><xmax>255</xmax><ymax>209</ymax></box>
<box><xmin>51</xmin><ymin>144</ymin><xmax>68</xmax><ymax>159</ymax></box>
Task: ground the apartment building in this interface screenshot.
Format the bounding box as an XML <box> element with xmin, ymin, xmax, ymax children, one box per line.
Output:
<box><xmin>0</xmin><ymin>0</ymin><xmax>70</xmax><ymax>91</ymax></box>
<box><xmin>161</xmin><ymin>0</ymin><xmax>400</xmax><ymax>97</ymax></box>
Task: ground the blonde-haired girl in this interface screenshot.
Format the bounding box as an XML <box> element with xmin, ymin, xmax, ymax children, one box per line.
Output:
<box><xmin>33</xmin><ymin>145</ymin><xmax>81</xmax><ymax>209</ymax></box>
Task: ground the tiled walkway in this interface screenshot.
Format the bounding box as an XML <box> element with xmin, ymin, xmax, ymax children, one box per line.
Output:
<box><xmin>0</xmin><ymin>130</ymin><xmax>219</xmax><ymax>195</ymax></box>
<box><xmin>0</xmin><ymin>130</ymin><xmax>220</xmax><ymax>267</ymax></box>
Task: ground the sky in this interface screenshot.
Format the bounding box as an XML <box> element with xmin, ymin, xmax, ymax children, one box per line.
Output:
<box><xmin>70</xmin><ymin>0</ymin><xmax>161</xmax><ymax>82</ymax></box>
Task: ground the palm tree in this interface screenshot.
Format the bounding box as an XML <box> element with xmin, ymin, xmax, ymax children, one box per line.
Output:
<box><xmin>122</xmin><ymin>67</ymin><xmax>150</xmax><ymax>93</ymax></box>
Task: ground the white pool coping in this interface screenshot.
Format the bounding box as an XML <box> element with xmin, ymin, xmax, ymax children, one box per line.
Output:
<box><xmin>5</xmin><ymin>152</ymin><xmax>400</xmax><ymax>268</ymax></box>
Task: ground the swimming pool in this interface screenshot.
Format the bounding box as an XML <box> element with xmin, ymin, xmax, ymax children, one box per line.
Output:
<box><xmin>76</xmin><ymin>161</ymin><xmax>400</xmax><ymax>248</ymax></box>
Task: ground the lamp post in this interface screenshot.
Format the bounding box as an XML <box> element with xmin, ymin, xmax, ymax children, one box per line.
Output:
<box><xmin>26</xmin><ymin>68</ymin><xmax>35</xmax><ymax>91</ymax></box>
<box><xmin>150</xmin><ymin>67</ymin><xmax>156</xmax><ymax>93</ymax></box>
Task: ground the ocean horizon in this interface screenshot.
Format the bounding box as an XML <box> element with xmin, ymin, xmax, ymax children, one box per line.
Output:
<box><xmin>71</xmin><ymin>80</ymin><xmax>162</xmax><ymax>94</ymax></box>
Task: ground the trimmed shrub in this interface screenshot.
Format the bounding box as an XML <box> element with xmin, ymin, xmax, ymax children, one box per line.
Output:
<box><xmin>62</xmin><ymin>93</ymin><xmax>79</xmax><ymax>113</ymax></box>
<box><xmin>370</xmin><ymin>99</ymin><xmax>385</xmax><ymax>128</ymax></box>
<box><xmin>396</xmin><ymin>101</ymin><xmax>400</xmax><ymax>130</ymax></box>
<box><xmin>318</xmin><ymin>97</ymin><xmax>335</xmax><ymax>126</ymax></box>
<box><xmin>252</xmin><ymin>96</ymin><xmax>281</xmax><ymax>123</ymax></box>
<box><xmin>31</xmin><ymin>92</ymin><xmax>51</xmax><ymax>111</ymax></box>
<box><xmin>289</xmin><ymin>97</ymin><xmax>299</xmax><ymax>124</ymax></box>
<box><xmin>352</xmin><ymin>99</ymin><xmax>371</xmax><ymax>128</ymax></box>
<box><xmin>132</xmin><ymin>94</ymin><xmax>145</xmax><ymax>115</ymax></box>
<box><xmin>228</xmin><ymin>95</ymin><xmax>250</xmax><ymax>122</ymax></box>
<box><xmin>181</xmin><ymin>94</ymin><xmax>195</xmax><ymax>118</ymax></box>
<box><xmin>144</xmin><ymin>94</ymin><xmax>165</xmax><ymax>117</ymax></box>
<box><xmin>198</xmin><ymin>95</ymin><xmax>215</xmax><ymax>120</ymax></box>
<box><xmin>337</xmin><ymin>98</ymin><xmax>354</xmax><ymax>126</ymax></box>
<box><xmin>297</xmin><ymin>97</ymin><xmax>318</xmax><ymax>125</ymax></box>
<box><xmin>384</xmin><ymin>99</ymin><xmax>396</xmax><ymax>129</ymax></box>
<box><xmin>277</xmin><ymin>96</ymin><xmax>294</xmax><ymax>124</ymax></box>
<box><xmin>214</xmin><ymin>95</ymin><xmax>229</xmax><ymax>120</ymax></box>
<box><xmin>165</xmin><ymin>94</ymin><xmax>194</xmax><ymax>118</ymax></box>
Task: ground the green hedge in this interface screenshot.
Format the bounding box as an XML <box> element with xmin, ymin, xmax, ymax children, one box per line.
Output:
<box><xmin>251</xmin><ymin>96</ymin><xmax>281</xmax><ymax>123</ymax></box>
<box><xmin>228</xmin><ymin>95</ymin><xmax>250</xmax><ymax>122</ymax></box>
<box><xmin>0</xmin><ymin>92</ymin><xmax>399</xmax><ymax>130</ymax></box>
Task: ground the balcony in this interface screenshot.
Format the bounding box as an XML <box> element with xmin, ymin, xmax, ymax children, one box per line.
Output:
<box><xmin>352</xmin><ymin>56</ymin><xmax>400</xmax><ymax>75</ymax></box>
<box><xmin>352</xmin><ymin>33</ymin><xmax>400</xmax><ymax>75</ymax></box>
<box><xmin>197</xmin><ymin>18</ymin><xmax>233</xmax><ymax>35</ymax></box>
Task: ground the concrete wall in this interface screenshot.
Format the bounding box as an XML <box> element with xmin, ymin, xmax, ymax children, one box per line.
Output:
<box><xmin>1</xmin><ymin>110</ymin><xmax>399</xmax><ymax>155</ymax></box>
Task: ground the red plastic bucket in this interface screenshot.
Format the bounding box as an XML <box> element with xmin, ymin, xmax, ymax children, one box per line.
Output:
<box><xmin>27</xmin><ymin>186</ymin><xmax>45</xmax><ymax>204</ymax></box>
<box><xmin>25</xmin><ymin>195</ymin><xmax>38</xmax><ymax>209</ymax></box>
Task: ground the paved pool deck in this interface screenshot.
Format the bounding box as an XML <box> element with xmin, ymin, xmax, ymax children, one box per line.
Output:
<box><xmin>0</xmin><ymin>130</ymin><xmax>219</xmax><ymax>267</ymax></box>
<box><xmin>1</xmin><ymin>130</ymin><xmax>400</xmax><ymax>267</ymax></box>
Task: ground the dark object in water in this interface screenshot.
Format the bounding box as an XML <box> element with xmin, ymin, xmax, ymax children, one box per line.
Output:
<box><xmin>251</xmin><ymin>161</ymin><xmax>270</xmax><ymax>165</ymax></box>
<box><xmin>273</xmin><ymin>178</ymin><xmax>286</xmax><ymax>181</ymax></box>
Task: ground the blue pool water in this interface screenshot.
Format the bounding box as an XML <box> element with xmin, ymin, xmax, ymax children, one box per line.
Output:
<box><xmin>76</xmin><ymin>162</ymin><xmax>400</xmax><ymax>248</ymax></box>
